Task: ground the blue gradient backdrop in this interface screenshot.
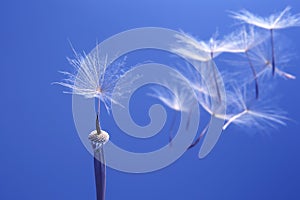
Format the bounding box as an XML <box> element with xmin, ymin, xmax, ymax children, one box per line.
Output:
<box><xmin>1</xmin><ymin>0</ymin><xmax>300</xmax><ymax>200</ymax></box>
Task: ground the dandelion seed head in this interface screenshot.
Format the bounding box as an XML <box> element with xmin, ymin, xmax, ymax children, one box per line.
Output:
<box><xmin>89</xmin><ymin>130</ymin><xmax>110</xmax><ymax>148</ymax></box>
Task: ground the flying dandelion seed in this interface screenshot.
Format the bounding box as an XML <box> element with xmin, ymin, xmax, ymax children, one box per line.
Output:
<box><xmin>173</xmin><ymin>37</ymin><xmax>226</xmax><ymax>102</ymax></box>
<box><xmin>151</xmin><ymin>60</ymin><xmax>227</xmax><ymax>150</ymax></box>
<box><xmin>149</xmin><ymin>84</ymin><xmax>193</xmax><ymax>112</ymax></box>
<box><xmin>173</xmin><ymin>31</ymin><xmax>233</xmax><ymax>61</ymax></box>
<box><xmin>248</xmin><ymin>40</ymin><xmax>296</xmax><ymax>80</ymax></box>
<box><xmin>230</xmin><ymin>6</ymin><xmax>300</xmax><ymax>75</ymax></box>
<box><xmin>221</xmin><ymin>26</ymin><xmax>269</xmax><ymax>98</ymax></box>
<box><xmin>185</xmin><ymin>64</ymin><xmax>227</xmax><ymax>149</ymax></box>
<box><xmin>222</xmin><ymin>83</ymin><xmax>288</xmax><ymax>131</ymax></box>
<box><xmin>149</xmin><ymin>73</ymin><xmax>195</xmax><ymax>144</ymax></box>
<box><xmin>193</xmin><ymin>79</ymin><xmax>287</xmax><ymax>133</ymax></box>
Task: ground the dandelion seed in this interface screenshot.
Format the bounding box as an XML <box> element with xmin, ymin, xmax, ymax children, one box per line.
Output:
<box><xmin>55</xmin><ymin>46</ymin><xmax>126</xmax><ymax>113</ymax></box>
<box><xmin>183</xmin><ymin>62</ymin><xmax>227</xmax><ymax>149</ymax></box>
<box><xmin>149</xmin><ymin>86</ymin><xmax>184</xmax><ymax>144</ymax></box>
<box><xmin>173</xmin><ymin>31</ymin><xmax>234</xmax><ymax>61</ymax></box>
<box><xmin>221</xmin><ymin>26</ymin><xmax>268</xmax><ymax>98</ymax></box>
<box><xmin>150</xmin><ymin>86</ymin><xmax>192</xmax><ymax>112</ymax></box>
<box><xmin>172</xmin><ymin>33</ymin><xmax>232</xmax><ymax>101</ymax></box>
<box><xmin>149</xmin><ymin>72</ymin><xmax>197</xmax><ymax>144</ymax></box>
<box><xmin>249</xmin><ymin>41</ymin><xmax>296</xmax><ymax>79</ymax></box>
<box><xmin>222</xmin><ymin>26</ymin><xmax>267</xmax><ymax>53</ymax></box>
<box><xmin>190</xmin><ymin>68</ymin><xmax>287</xmax><ymax>132</ymax></box>
<box><xmin>230</xmin><ymin>7</ymin><xmax>300</xmax><ymax>30</ymax></box>
<box><xmin>230</xmin><ymin>6</ymin><xmax>300</xmax><ymax>75</ymax></box>
<box><xmin>190</xmin><ymin>61</ymin><xmax>227</xmax><ymax>115</ymax></box>
<box><xmin>222</xmin><ymin>84</ymin><xmax>288</xmax><ymax>131</ymax></box>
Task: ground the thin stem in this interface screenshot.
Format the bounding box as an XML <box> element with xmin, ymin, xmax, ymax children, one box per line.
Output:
<box><xmin>168</xmin><ymin>112</ymin><xmax>178</xmax><ymax>146</ymax></box>
<box><xmin>245</xmin><ymin>51</ymin><xmax>259</xmax><ymax>99</ymax></box>
<box><xmin>94</xmin><ymin>98</ymin><xmax>106</xmax><ymax>200</ymax></box>
<box><xmin>93</xmin><ymin>147</ymin><xmax>106</xmax><ymax>200</ymax></box>
<box><xmin>97</xmin><ymin>98</ymin><xmax>101</xmax><ymax>130</ymax></box>
<box><xmin>186</xmin><ymin>105</ymin><xmax>194</xmax><ymax>130</ymax></box>
<box><xmin>187</xmin><ymin>122</ymin><xmax>209</xmax><ymax>150</ymax></box>
<box><xmin>96</xmin><ymin>115</ymin><xmax>101</xmax><ymax>135</ymax></box>
<box><xmin>210</xmin><ymin>60</ymin><xmax>221</xmax><ymax>102</ymax></box>
<box><xmin>270</xmin><ymin>29</ymin><xmax>276</xmax><ymax>76</ymax></box>
<box><xmin>186</xmin><ymin>100</ymin><xmax>200</xmax><ymax>130</ymax></box>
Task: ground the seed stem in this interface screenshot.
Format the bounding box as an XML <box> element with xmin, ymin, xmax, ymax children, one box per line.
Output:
<box><xmin>270</xmin><ymin>29</ymin><xmax>276</xmax><ymax>76</ymax></box>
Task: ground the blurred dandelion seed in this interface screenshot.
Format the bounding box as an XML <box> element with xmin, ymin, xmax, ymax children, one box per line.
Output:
<box><xmin>149</xmin><ymin>86</ymin><xmax>183</xmax><ymax>144</ymax></box>
<box><xmin>222</xmin><ymin>84</ymin><xmax>288</xmax><ymax>131</ymax></box>
<box><xmin>222</xmin><ymin>26</ymin><xmax>269</xmax><ymax>98</ymax></box>
<box><xmin>149</xmin><ymin>85</ymin><xmax>192</xmax><ymax>112</ymax></box>
<box><xmin>152</xmin><ymin>61</ymin><xmax>226</xmax><ymax>150</ymax></box>
<box><xmin>173</xmin><ymin>31</ymin><xmax>232</xmax><ymax>61</ymax></box>
<box><xmin>248</xmin><ymin>41</ymin><xmax>296</xmax><ymax>80</ymax></box>
<box><xmin>172</xmin><ymin>33</ymin><xmax>232</xmax><ymax>101</ymax></box>
<box><xmin>149</xmin><ymin>73</ymin><xmax>196</xmax><ymax>144</ymax></box>
<box><xmin>230</xmin><ymin>6</ymin><xmax>300</xmax><ymax>75</ymax></box>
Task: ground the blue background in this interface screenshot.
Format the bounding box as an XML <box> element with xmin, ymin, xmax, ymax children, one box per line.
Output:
<box><xmin>1</xmin><ymin>0</ymin><xmax>300</xmax><ymax>199</ymax></box>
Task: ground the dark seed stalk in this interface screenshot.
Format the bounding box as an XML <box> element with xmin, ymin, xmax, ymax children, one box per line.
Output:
<box><xmin>168</xmin><ymin>112</ymin><xmax>178</xmax><ymax>146</ymax></box>
<box><xmin>245</xmin><ymin>51</ymin><xmax>259</xmax><ymax>99</ymax></box>
<box><xmin>270</xmin><ymin>29</ymin><xmax>276</xmax><ymax>76</ymax></box>
<box><xmin>92</xmin><ymin>98</ymin><xmax>106</xmax><ymax>200</ymax></box>
<box><xmin>93</xmin><ymin>146</ymin><xmax>106</xmax><ymax>200</ymax></box>
<box><xmin>187</xmin><ymin>123</ymin><xmax>209</xmax><ymax>150</ymax></box>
